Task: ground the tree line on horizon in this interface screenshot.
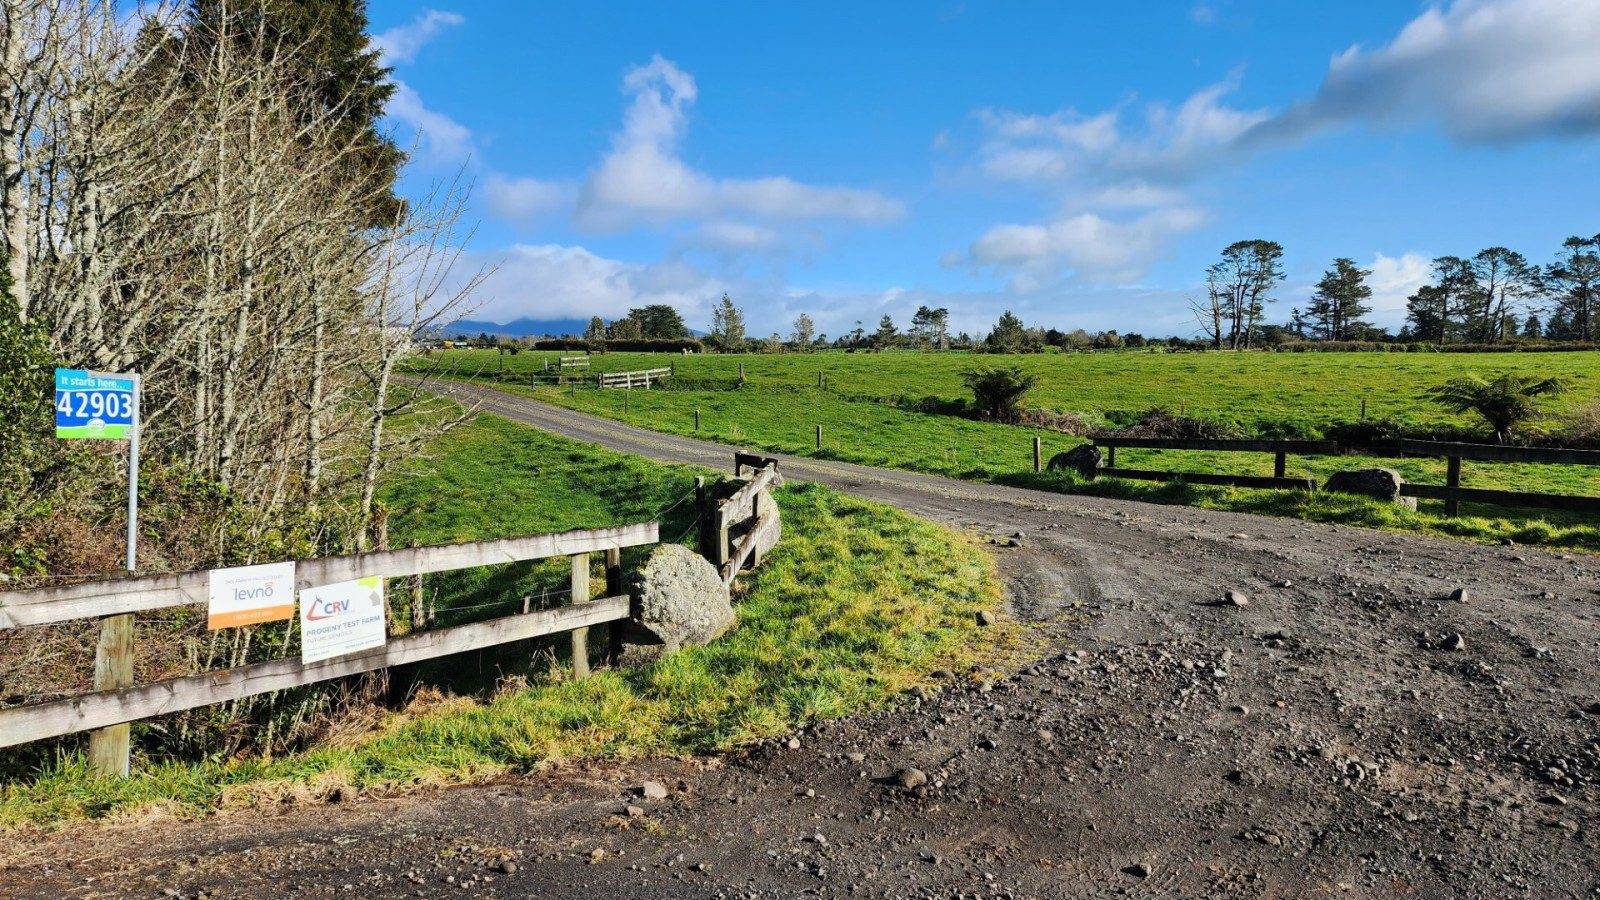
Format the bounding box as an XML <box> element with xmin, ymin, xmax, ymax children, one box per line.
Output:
<box><xmin>475</xmin><ymin>234</ymin><xmax>1598</xmax><ymax>355</ymax></box>
<box><xmin>1193</xmin><ymin>235</ymin><xmax>1597</xmax><ymax>350</ymax></box>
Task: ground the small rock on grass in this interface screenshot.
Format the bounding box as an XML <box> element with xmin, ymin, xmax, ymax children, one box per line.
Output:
<box><xmin>638</xmin><ymin>781</ymin><xmax>668</xmax><ymax>800</ymax></box>
<box><xmin>976</xmin><ymin>610</ymin><xmax>997</xmax><ymax>627</ymax></box>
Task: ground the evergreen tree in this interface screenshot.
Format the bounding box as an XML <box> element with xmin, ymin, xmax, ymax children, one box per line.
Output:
<box><xmin>872</xmin><ymin>314</ymin><xmax>899</xmax><ymax>349</ymax></box>
<box><xmin>608</xmin><ymin>317</ymin><xmax>643</xmax><ymax>340</ymax></box>
<box><xmin>709</xmin><ymin>294</ymin><xmax>745</xmax><ymax>349</ymax></box>
<box><xmin>184</xmin><ymin>0</ymin><xmax>402</xmax><ymax>224</ymax></box>
<box><xmin>982</xmin><ymin>310</ymin><xmax>1037</xmax><ymax>353</ymax></box>
<box><xmin>1305</xmin><ymin>258</ymin><xmax>1373</xmax><ymax>341</ymax></box>
<box><xmin>1545</xmin><ymin>235</ymin><xmax>1599</xmax><ymax>343</ymax></box>
<box><xmin>0</xmin><ymin>246</ymin><xmax>52</xmax><ymax>514</ymax></box>
<box><xmin>909</xmin><ymin>305</ymin><xmax>950</xmax><ymax>349</ymax></box>
<box><xmin>1203</xmin><ymin>240</ymin><xmax>1285</xmax><ymax>349</ymax></box>
<box><xmin>619</xmin><ymin>304</ymin><xmax>688</xmax><ymax>340</ymax></box>
<box><xmin>1462</xmin><ymin>248</ymin><xmax>1539</xmax><ymax>342</ymax></box>
<box><xmin>1405</xmin><ymin>284</ymin><xmax>1449</xmax><ymax>343</ymax></box>
<box><xmin>584</xmin><ymin>316</ymin><xmax>606</xmax><ymax>341</ymax></box>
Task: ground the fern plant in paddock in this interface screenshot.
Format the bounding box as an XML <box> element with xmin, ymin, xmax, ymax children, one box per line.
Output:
<box><xmin>961</xmin><ymin>366</ymin><xmax>1038</xmax><ymax>423</ymax></box>
<box><xmin>1426</xmin><ymin>372</ymin><xmax>1569</xmax><ymax>443</ymax></box>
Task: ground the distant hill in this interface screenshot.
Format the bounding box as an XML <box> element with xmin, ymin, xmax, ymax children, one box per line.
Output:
<box><xmin>441</xmin><ymin>318</ymin><xmax>590</xmax><ymax>338</ymax></box>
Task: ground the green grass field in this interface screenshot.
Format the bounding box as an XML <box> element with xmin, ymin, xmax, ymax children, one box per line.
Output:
<box><xmin>418</xmin><ymin>347</ymin><xmax>1600</xmax><ymax>431</ymax></box>
<box><xmin>0</xmin><ymin>413</ymin><xmax>1005</xmax><ymax>828</ymax></box>
<box><xmin>408</xmin><ymin>348</ymin><xmax>1600</xmax><ymax>553</ymax></box>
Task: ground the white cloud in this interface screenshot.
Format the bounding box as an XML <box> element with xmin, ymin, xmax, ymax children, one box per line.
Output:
<box><xmin>463</xmin><ymin>244</ymin><xmax>731</xmax><ymax>324</ymax></box>
<box><xmin>1366</xmin><ymin>251</ymin><xmax>1432</xmax><ymax>326</ymax></box>
<box><xmin>375</xmin><ymin>12</ymin><xmax>476</xmax><ymax>166</ymax></box>
<box><xmin>957</xmin><ymin>0</ymin><xmax>1600</xmax><ymax>295</ymax></box>
<box><xmin>698</xmin><ymin>221</ymin><xmax>783</xmax><ymax>252</ymax></box>
<box><xmin>1251</xmin><ymin>0</ymin><xmax>1600</xmax><ymax>143</ymax></box>
<box><xmin>484</xmin><ymin>175</ymin><xmax>573</xmax><ymax>221</ymax></box>
<box><xmin>576</xmin><ymin>55</ymin><xmax>904</xmax><ymax>230</ymax></box>
<box><xmin>1190</xmin><ymin>3</ymin><xmax>1218</xmax><ymax>25</ymax></box>
<box><xmin>974</xmin><ymin>77</ymin><xmax>1269</xmax><ymax>187</ymax></box>
<box><xmin>957</xmin><ymin>78</ymin><xmax>1259</xmax><ymax>287</ymax></box>
<box><xmin>964</xmin><ymin>207</ymin><xmax>1207</xmax><ymax>289</ymax></box>
<box><xmin>387</xmin><ymin>81</ymin><xmax>475</xmax><ymax>163</ymax></box>
<box><xmin>373</xmin><ymin>9</ymin><xmax>464</xmax><ymax>65</ymax></box>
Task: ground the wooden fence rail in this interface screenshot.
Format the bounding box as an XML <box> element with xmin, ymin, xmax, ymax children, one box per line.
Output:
<box><xmin>0</xmin><ymin>523</ymin><xmax>657</xmax><ymax>630</ymax></box>
<box><xmin>597</xmin><ymin>368</ymin><xmax>672</xmax><ymax>389</ymax></box>
<box><xmin>0</xmin><ymin>597</ymin><xmax>630</xmax><ymax>748</ymax></box>
<box><xmin>0</xmin><ymin>523</ymin><xmax>659</xmax><ymax>773</ymax></box>
<box><xmin>1088</xmin><ymin>436</ymin><xmax>1600</xmax><ymax>516</ymax></box>
<box><xmin>702</xmin><ymin>455</ymin><xmax>782</xmax><ymax>586</ymax></box>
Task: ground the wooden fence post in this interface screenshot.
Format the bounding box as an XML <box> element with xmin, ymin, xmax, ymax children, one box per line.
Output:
<box><xmin>816</xmin><ymin>424</ymin><xmax>822</xmax><ymax>450</ymax></box>
<box><xmin>738</xmin><ymin>361</ymin><xmax>746</xmax><ymax>383</ymax></box>
<box><xmin>1033</xmin><ymin>436</ymin><xmax>1042</xmax><ymax>473</ymax></box>
<box><xmin>88</xmin><ymin>614</ymin><xmax>134</xmax><ymax>776</ymax></box>
<box><xmin>1360</xmin><ymin>398</ymin><xmax>1368</xmax><ymax>420</ymax></box>
<box><xmin>1445</xmin><ymin>455</ymin><xmax>1462</xmax><ymax>517</ymax></box>
<box><xmin>1107</xmin><ymin>445</ymin><xmax>1117</xmax><ymax>468</ymax></box>
<box><xmin>1274</xmin><ymin>451</ymin><xmax>1287</xmax><ymax>480</ymax></box>
<box><xmin>716</xmin><ymin>505</ymin><xmax>732</xmax><ymax>568</ymax></box>
<box><xmin>569</xmin><ymin>553</ymin><xmax>590</xmax><ymax>678</ymax></box>
<box><xmin>604</xmin><ymin>547</ymin><xmax>623</xmax><ymax>666</ymax></box>
<box><xmin>693</xmin><ymin>476</ymin><xmax>710</xmax><ymax>558</ymax></box>
<box><xmin>817</xmin><ymin>371</ymin><xmax>824</xmax><ymax>388</ymax></box>
<box><xmin>694</xmin><ymin>408</ymin><xmax>700</xmax><ymax>431</ymax></box>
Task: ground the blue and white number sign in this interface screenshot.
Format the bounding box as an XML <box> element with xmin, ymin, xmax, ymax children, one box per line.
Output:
<box><xmin>54</xmin><ymin>369</ymin><xmax>138</xmax><ymax>440</ymax></box>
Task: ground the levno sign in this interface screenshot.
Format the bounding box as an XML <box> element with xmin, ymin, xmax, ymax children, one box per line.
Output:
<box><xmin>54</xmin><ymin>368</ymin><xmax>138</xmax><ymax>440</ymax></box>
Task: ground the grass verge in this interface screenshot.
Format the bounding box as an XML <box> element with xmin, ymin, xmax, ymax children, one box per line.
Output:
<box><xmin>0</xmin><ymin>415</ymin><xmax>1007</xmax><ymax>829</ymax></box>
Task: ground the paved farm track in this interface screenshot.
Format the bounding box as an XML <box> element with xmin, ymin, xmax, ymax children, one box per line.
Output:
<box><xmin>5</xmin><ymin>380</ymin><xmax>1599</xmax><ymax>899</ymax></box>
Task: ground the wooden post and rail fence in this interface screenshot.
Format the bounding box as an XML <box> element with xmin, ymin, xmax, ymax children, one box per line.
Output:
<box><xmin>702</xmin><ymin>454</ymin><xmax>783</xmax><ymax>587</ymax></box>
<box><xmin>0</xmin><ymin>453</ymin><xmax>785</xmax><ymax>778</ymax></box>
<box><xmin>596</xmin><ymin>367</ymin><xmax>672</xmax><ymax>390</ymax></box>
<box><xmin>1084</xmin><ymin>436</ymin><xmax>1600</xmax><ymax>516</ymax></box>
<box><xmin>0</xmin><ymin>524</ymin><xmax>660</xmax><ymax>775</ymax></box>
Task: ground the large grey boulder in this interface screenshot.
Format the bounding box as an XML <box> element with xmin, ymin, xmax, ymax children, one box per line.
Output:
<box><xmin>1047</xmin><ymin>444</ymin><xmax>1102</xmax><ymax>479</ymax></box>
<box><xmin>1324</xmin><ymin>468</ymin><xmax>1406</xmax><ymax>502</ymax></box>
<box><xmin>632</xmin><ymin>543</ymin><xmax>734</xmax><ymax>651</ymax></box>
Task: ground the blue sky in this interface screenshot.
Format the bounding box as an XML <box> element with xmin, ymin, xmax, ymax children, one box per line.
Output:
<box><xmin>373</xmin><ymin>0</ymin><xmax>1600</xmax><ymax>337</ymax></box>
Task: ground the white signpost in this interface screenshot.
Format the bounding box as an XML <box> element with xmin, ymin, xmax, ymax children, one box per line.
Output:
<box><xmin>207</xmin><ymin>562</ymin><xmax>297</xmax><ymax>630</ymax></box>
<box><xmin>299</xmin><ymin>577</ymin><xmax>388</xmax><ymax>664</ymax></box>
<box><xmin>54</xmin><ymin>368</ymin><xmax>141</xmax><ymax>775</ymax></box>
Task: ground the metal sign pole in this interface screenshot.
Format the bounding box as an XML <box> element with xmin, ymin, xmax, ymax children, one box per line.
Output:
<box><xmin>126</xmin><ymin>374</ymin><xmax>140</xmax><ymax>572</ymax></box>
